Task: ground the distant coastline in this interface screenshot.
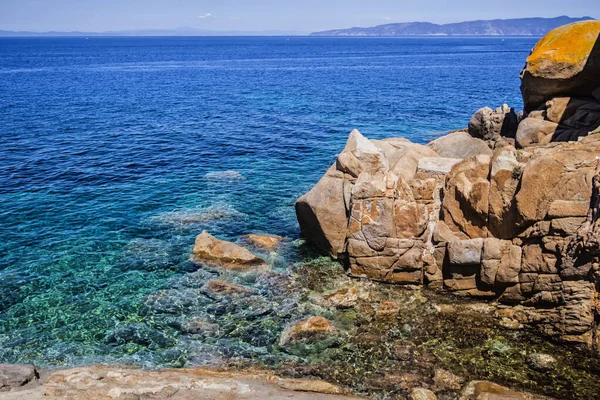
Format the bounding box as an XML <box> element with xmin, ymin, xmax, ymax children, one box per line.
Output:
<box><xmin>311</xmin><ymin>15</ymin><xmax>594</xmax><ymax>37</ymax></box>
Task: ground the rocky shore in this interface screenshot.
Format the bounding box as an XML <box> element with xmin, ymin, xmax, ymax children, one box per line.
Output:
<box><xmin>3</xmin><ymin>20</ymin><xmax>600</xmax><ymax>400</ymax></box>
<box><xmin>297</xmin><ymin>20</ymin><xmax>600</xmax><ymax>351</ymax></box>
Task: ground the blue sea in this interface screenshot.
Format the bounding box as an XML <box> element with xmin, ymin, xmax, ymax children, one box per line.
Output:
<box><xmin>0</xmin><ymin>36</ymin><xmax>536</xmax><ymax>368</ymax></box>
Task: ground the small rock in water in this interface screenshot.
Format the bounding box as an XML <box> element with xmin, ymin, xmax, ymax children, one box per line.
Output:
<box><xmin>180</xmin><ymin>317</ymin><xmax>220</xmax><ymax>335</ymax></box>
<box><xmin>323</xmin><ymin>286</ymin><xmax>358</xmax><ymax>309</ymax></box>
<box><xmin>0</xmin><ymin>364</ymin><xmax>38</xmax><ymax>392</ymax></box>
<box><xmin>526</xmin><ymin>353</ymin><xmax>557</xmax><ymax>371</ymax></box>
<box><xmin>191</xmin><ymin>231</ymin><xmax>267</xmax><ymax>271</ymax></box>
<box><xmin>279</xmin><ymin>316</ymin><xmax>338</xmax><ymax>347</ymax></box>
<box><xmin>247</xmin><ymin>234</ymin><xmax>283</xmax><ymax>249</ymax></box>
<box><xmin>204</xmin><ymin>170</ymin><xmax>245</xmax><ymax>181</ymax></box>
<box><xmin>375</xmin><ymin>300</ymin><xmax>400</xmax><ymax>319</ymax></box>
<box><xmin>202</xmin><ymin>279</ymin><xmax>255</xmax><ymax>297</ymax></box>
<box><xmin>411</xmin><ymin>387</ymin><xmax>438</xmax><ymax>400</ymax></box>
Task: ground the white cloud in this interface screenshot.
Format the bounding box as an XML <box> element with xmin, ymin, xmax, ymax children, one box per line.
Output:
<box><xmin>382</xmin><ymin>17</ymin><xmax>392</xmax><ymax>21</ymax></box>
<box><xmin>198</xmin><ymin>13</ymin><xmax>215</xmax><ymax>19</ymax></box>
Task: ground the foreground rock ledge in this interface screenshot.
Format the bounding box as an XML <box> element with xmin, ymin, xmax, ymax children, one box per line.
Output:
<box><xmin>0</xmin><ymin>366</ymin><xmax>363</xmax><ymax>400</ymax></box>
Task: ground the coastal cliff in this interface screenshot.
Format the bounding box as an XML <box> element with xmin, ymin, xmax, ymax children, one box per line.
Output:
<box><xmin>297</xmin><ymin>20</ymin><xmax>600</xmax><ymax>349</ymax></box>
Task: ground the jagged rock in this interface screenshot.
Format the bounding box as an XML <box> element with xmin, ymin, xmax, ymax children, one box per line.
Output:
<box><xmin>521</xmin><ymin>20</ymin><xmax>600</xmax><ymax>112</ymax></box>
<box><xmin>279</xmin><ymin>316</ymin><xmax>338</xmax><ymax>347</ymax></box>
<box><xmin>191</xmin><ymin>231</ymin><xmax>267</xmax><ymax>270</ymax></box>
<box><xmin>0</xmin><ymin>364</ymin><xmax>37</xmax><ymax>392</ymax></box>
<box><xmin>428</xmin><ymin>130</ymin><xmax>493</xmax><ymax>159</ymax></box>
<box><xmin>246</xmin><ymin>234</ymin><xmax>283</xmax><ymax>249</ymax></box>
<box><xmin>468</xmin><ymin>104</ymin><xmax>518</xmax><ymax>142</ymax></box>
<box><xmin>180</xmin><ymin>318</ymin><xmax>220</xmax><ymax>335</ymax></box>
<box><xmin>417</xmin><ymin>157</ymin><xmax>463</xmax><ymax>175</ymax></box>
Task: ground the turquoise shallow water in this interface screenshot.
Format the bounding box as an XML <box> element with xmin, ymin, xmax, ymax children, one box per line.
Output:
<box><xmin>0</xmin><ymin>36</ymin><xmax>536</xmax><ymax>367</ymax></box>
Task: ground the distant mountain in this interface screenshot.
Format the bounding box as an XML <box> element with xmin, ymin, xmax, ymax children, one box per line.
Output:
<box><xmin>0</xmin><ymin>27</ymin><xmax>306</xmax><ymax>37</ymax></box>
<box><xmin>311</xmin><ymin>16</ymin><xmax>595</xmax><ymax>37</ymax></box>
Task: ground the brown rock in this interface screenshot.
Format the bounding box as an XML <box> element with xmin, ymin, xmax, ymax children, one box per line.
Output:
<box><xmin>13</xmin><ymin>366</ymin><xmax>362</xmax><ymax>400</ymax></box>
<box><xmin>191</xmin><ymin>231</ymin><xmax>266</xmax><ymax>270</ymax></box>
<box><xmin>515</xmin><ymin>118</ymin><xmax>559</xmax><ymax>148</ymax></box>
<box><xmin>0</xmin><ymin>364</ymin><xmax>37</xmax><ymax>392</ymax></box>
<box><xmin>441</xmin><ymin>155</ymin><xmax>491</xmax><ymax>239</ymax></box>
<box><xmin>296</xmin><ymin>166</ymin><xmax>348</xmax><ymax>256</ymax></box>
<box><xmin>428</xmin><ymin>130</ymin><xmax>493</xmax><ymax>159</ymax></box>
<box><xmin>459</xmin><ymin>380</ymin><xmax>545</xmax><ymax>400</ymax></box>
<box><xmin>433</xmin><ymin>368</ymin><xmax>464</xmax><ymax>390</ymax></box>
<box><xmin>279</xmin><ymin>316</ymin><xmax>338</xmax><ymax>347</ymax></box>
<box><xmin>324</xmin><ymin>287</ymin><xmax>358</xmax><ymax>309</ymax></box>
<box><xmin>247</xmin><ymin>234</ymin><xmax>283</xmax><ymax>249</ymax></box>
<box><xmin>411</xmin><ymin>387</ymin><xmax>438</xmax><ymax>400</ymax></box>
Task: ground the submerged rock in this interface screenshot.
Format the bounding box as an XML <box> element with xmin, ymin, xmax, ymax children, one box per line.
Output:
<box><xmin>191</xmin><ymin>231</ymin><xmax>267</xmax><ymax>270</ymax></box>
<box><xmin>279</xmin><ymin>316</ymin><xmax>338</xmax><ymax>347</ymax></box>
<box><xmin>204</xmin><ymin>170</ymin><xmax>245</xmax><ymax>180</ymax></box>
<box><xmin>247</xmin><ymin>233</ymin><xmax>283</xmax><ymax>249</ymax></box>
<box><xmin>202</xmin><ymin>279</ymin><xmax>255</xmax><ymax>297</ymax></box>
<box><xmin>526</xmin><ymin>353</ymin><xmax>557</xmax><ymax>372</ymax></box>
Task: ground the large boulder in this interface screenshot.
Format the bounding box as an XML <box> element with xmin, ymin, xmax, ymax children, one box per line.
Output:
<box><xmin>521</xmin><ymin>20</ymin><xmax>600</xmax><ymax>112</ymax></box>
<box><xmin>468</xmin><ymin>104</ymin><xmax>518</xmax><ymax>143</ymax></box>
<box><xmin>0</xmin><ymin>364</ymin><xmax>37</xmax><ymax>392</ymax></box>
<box><xmin>428</xmin><ymin>130</ymin><xmax>493</xmax><ymax>159</ymax></box>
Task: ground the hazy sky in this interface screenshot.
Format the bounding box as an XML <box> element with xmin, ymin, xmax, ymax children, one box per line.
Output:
<box><xmin>1</xmin><ymin>0</ymin><xmax>599</xmax><ymax>32</ymax></box>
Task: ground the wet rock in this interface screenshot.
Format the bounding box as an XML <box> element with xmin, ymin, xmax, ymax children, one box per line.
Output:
<box><xmin>105</xmin><ymin>323</ymin><xmax>173</xmax><ymax>350</ymax></box>
<box><xmin>460</xmin><ymin>380</ymin><xmax>539</xmax><ymax>400</ymax></box>
<box><xmin>468</xmin><ymin>104</ymin><xmax>519</xmax><ymax>142</ymax></box>
<box><xmin>0</xmin><ymin>364</ymin><xmax>37</xmax><ymax>392</ymax></box>
<box><xmin>324</xmin><ymin>287</ymin><xmax>358</xmax><ymax>309</ymax></box>
<box><xmin>279</xmin><ymin>316</ymin><xmax>338</xmax><ymax>347</ymax></box>
<box><xmin>411</xmin><ymin>387</ymin><xmax>438</xmax><ymax>400</ymax></box>
<box><xmin>433</xmin><ymin>368</ymin><xmax>464</xmax><ymax>391</ymax></box>
<box><xmin>191</xmin><ymin>231</ymin><xmax>267</xmax><ymax>270</ymax></box>
<box><xmin>375</xmin><ymin>300</ymin><xmax>400</xmax><ymax>319</ymax></box>
<box><xmin>247</xmin><ymin>234</ymin><xmax>283</xmax><ymax>249</ymax></box>
<box><xmin>428</xmin><ymin>130</ymin><xmax>493</xmax><ymax>159</ymax></box>
<box><xmin>521</xmin><ymin>20</ymin><xmax>600</xmax><ymax>112</ymax></box>
<box><xmin>179</xmin><ymin>317</ymin><xmax>220</xmax><ymax>335</ymax></box>
<box><xmin>526</xmin><ymin>353</ymin><xmax>557</xmax><ymax>372</ymax></box>
<box><xmin>202</xmin><ymin>279</ymin><xmax>255</xmax><ymax>297</ymax></box>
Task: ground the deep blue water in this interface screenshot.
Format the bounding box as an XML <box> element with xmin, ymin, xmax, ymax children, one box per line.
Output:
<box><xmin>0</xmin><ymin>36</ymin><xmax>536</xmax><ymax>367</ymax></box>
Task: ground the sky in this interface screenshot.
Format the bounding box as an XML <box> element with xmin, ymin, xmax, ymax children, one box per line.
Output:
<box><xmin>0</xmin><ymin>0</ymin><xmax>599</xmax><ymax>33</ymax></box>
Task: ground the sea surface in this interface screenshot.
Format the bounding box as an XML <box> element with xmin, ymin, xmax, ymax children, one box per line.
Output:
<box><xmin>0</xmin><ymin>36</ymin><xmax>537</xmax><ymax>368</ymax></box>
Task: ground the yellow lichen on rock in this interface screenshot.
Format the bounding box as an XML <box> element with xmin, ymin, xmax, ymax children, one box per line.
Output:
<box><xmin>526</xmin><ymin>20</ymin><xmax>600</xmax><ymax>78</ymax></box>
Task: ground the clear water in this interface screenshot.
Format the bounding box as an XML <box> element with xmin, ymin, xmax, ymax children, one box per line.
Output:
<box><xmin>0</xmin><ymin>36</ymin><xmax>536</xmax><ymax>367</ymax></box>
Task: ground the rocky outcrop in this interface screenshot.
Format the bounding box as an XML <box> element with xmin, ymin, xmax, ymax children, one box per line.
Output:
<box><xmin>0</xmin><ymin>364</ymin><xmax>38</xmax><ymax>392</ymax></box>
<box><xmin>279</xmin><ymin>316</ymin><xmax>339</xmax><ymax>347</ymax></box>
<box><xmin>297</xmin><ymin>21</ymin><xmax>600</xmax><ymax>349</ymax></box>
<box><xmin>297</xmin><ymin>126</ymin><xmax>600</xmax><ymax>347</ymax></box>
<box><xmin>1</xmin><ymin>366</ymin><xmax>362</xmax><ymax>400</ymax></box>
<box><xmin>191</xmin><ymin>231</ymin><xmax>267</xmax><ymax>270</ymax></box>
<box><xmin>521</xmin><ymin>20</ymin><xmax>600</xmax><ymax>112</ymax></box>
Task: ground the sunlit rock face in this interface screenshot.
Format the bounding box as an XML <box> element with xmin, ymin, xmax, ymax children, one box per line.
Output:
<box><xmin>296</xmin><ymin>126</ymin><xmax>600</xmax><ymax>348</ymax></box>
